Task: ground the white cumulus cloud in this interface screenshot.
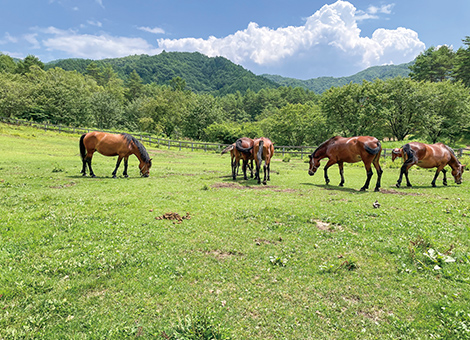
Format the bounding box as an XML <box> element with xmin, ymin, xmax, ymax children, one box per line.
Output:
<box><xmin>42</xmin><ymin>29</ymin><xmax>161</xmax><ymax>59</ymax></box>
<box><xmin>138</xmin><ymin>26</ymin><xmax>165</xmax><ymax>34</ymax></box>
<box><xmin>157</xmin><ymin>0</ymin><xmax>423</xmax><ymax>77</ymax></box>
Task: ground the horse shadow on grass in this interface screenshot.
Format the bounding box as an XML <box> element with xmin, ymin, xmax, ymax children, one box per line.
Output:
<box><xmin>300</xmin><ymin>182</ymin><xmax>368</xmax><ymax>194</ymax></box>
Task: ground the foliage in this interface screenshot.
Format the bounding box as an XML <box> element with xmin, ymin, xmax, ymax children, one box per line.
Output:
<box><xmin>263</xmin><ymin>62</ymin><xmax>412</xmax><ymax>94</ymax></box>
<box><xmin>409</xmin><ymin>46</ymin><xmax>455</xmax><ymax>82</ymax></box>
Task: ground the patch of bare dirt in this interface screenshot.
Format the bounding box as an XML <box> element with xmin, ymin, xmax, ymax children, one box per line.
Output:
<box><xmin>204</xmin><ymin>250</ymin><xmax>243</xmax><ymax>260</ymax></box>
<box><xmin>154</xmin><ymin>212</ymin><xmax>191</xmax><ymax>224</ymax></box>
<box><xmin>312</xmin><ymin>219</ymin><xmax>344</xmax><ymax>232</ymax></box>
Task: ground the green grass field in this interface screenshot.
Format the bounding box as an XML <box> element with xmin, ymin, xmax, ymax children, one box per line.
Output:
<box><xmin>1</xmin><ymin>123</ymin><xmax>469</xmax><ymax>339</ymax></box>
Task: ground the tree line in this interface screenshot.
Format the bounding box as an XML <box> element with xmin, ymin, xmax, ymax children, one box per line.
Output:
<box><xmin>1</xmin><ymin>37</ymin><xmax>470</xmax><ymax>146</ymax></box>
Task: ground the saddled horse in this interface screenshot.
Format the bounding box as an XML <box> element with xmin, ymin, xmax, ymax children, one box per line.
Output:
<box><xmin>221</xmin><ymin>138</ymin><xmax>254</xmax><ymax>180</ymax></box>
<box><xmin>308</xmin><ymin>136</ymin><xmax>383</xmax><ymax>191</ymax></box>
<box><xmin>392</xmin><ymin>142</ymin><xmax>464</xmax><ymax>187</ymax></box>
<box><xmin>253</xmin><ymin>137</ymin><xmax>274</xmax><ymax>185</ymax></box>
<box><xmin>80</xmin><ymin>132</ymin><xmax>152</xmax><ymax>178</ymax></box>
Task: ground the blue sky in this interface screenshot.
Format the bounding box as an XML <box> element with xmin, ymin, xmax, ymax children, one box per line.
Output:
<box><xmin>1</xmin><ymin>0</ymin><xmax>469</xmax><ymax>79</ymax></box>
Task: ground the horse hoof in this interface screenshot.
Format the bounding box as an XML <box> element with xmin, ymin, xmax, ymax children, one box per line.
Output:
<box><xmin>360</xmin><ymin>187</ymin><xmax>366</xmax><ymax>191</ymax></box>
<box><xmin>112</xmin><ymin>175</ymin><xmax>117</xmax><ymax>179</ymax></box>
<box><xmin>339</xmin><ymin>183</ymin><xmax>344</xmax><ymax>187</ymax></box>
<box><xmin>395</xmin><ymin>183</ymin><xmax>400</xmax><ymax>188</ymax></box>
<box><xmin>374</xmin><ymin>188</ymin><xmax>380</xmax><ymax>192</ymax></box>
<box><xmin>124</xmin><ymin>175</ymin><xmax>129</xmax><ymax>178</ymax></box>
<box><xmin>91</xmin><ymin>175</ymin><xmax>96</xmax><ymax>178</ymax></box>
<box><xmin>407</xmin><ymin>184</ymin><xmax>412</xmax><ymax>188</ymax></box>
<box><xmin>263</xmin><ymin>181</ymin><xmax>267</xmax><ymax>185</ymax></box>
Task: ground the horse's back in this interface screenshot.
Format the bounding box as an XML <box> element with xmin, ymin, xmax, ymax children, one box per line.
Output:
<box><xmin>83</xmin><ymin>132</ymin><xmax>127</xmax><ymax>157</ymax></box>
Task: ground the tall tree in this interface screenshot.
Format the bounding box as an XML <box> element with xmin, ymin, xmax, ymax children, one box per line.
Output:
<box><xmin>15</xmin><ymin>55</ymin><xmax>44</xmax><ymax>75</ymax></box>
<box><xmin>409</xmin><ymin>46</ymin><xmax>455</xmax><ymax>82</ymax></box>
<box><xmin>125</xmin><ymin>70</ymin><xmax>144</xmax><ymax>101</ymax></box>
<box><xmin>0</xmin><ymin>54</ymin><xmax>16</xmax><ymax>73</ymax></box>
<box><xmin>453</xmin><ymin>36</ymin><xmax>470</xmax><ymax>87</ymax></box>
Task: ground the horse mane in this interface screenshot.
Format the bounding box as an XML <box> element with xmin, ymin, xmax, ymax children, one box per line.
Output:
<box><xmin>444</xmin><ymin>145</ymin><xmax>461</xmax><ymax>164</ymax></box>
<box><xmin>121</xmin><ymin>133</ymin><xmax>151</xmax><ymax>163</ymax></box>
<box><xmin>312</xmin><ymin>136</ymin><xmax>340</xmax><ymax>158</ymax></box>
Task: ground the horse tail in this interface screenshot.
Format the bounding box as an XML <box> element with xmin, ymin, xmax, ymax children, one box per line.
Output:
<box><xmin>235</xmin><ymin>139</ymin><xmax>254</xmax><ymax>154</ymax></box>
<box><xmin>221</xmin><ymin>144</ymin><xmax>234</xmax><ymax>155</ymax></box>
<box><xmin>402</xmin><ymin>144</ymin><xmax>417</xmax><ymax>164</ymax></box>
<box><xmin>365</xmin><ymin>141</ymin><xmax>381</xmax><ymax>155</ymax></box>
<box><xmin>79</xmin><ymin>134</ymin><xmax>87</xmax><ymax>161</ymax></box>
<box><xmin>257</xmin><ymin>140</ymin><xmax>264</xmax><ymax>165</ymax></box>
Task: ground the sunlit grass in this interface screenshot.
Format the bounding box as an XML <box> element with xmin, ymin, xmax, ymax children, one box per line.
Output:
<box><xmin>0</xmin><ymin>123</ymin><xmax>469</xmax><ymax>339</ymax></box>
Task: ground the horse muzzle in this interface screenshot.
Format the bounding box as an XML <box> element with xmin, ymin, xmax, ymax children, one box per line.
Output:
<box><xmin>308</xmin><ymin>170</ymin><xmax>316</xmax><ymax>176</ymax></box>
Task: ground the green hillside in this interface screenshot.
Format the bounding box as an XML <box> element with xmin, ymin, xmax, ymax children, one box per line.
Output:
<box><xmin>45</xmin><ymin>52</ymin><xmax>279</xmax><ymax>96</ymax></box>
<box><xmin>263</xmin><ymin>62</ymin><xmax>413</xmax><ymax>93</ymax></box>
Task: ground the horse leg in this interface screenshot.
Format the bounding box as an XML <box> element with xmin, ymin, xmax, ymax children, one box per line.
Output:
<box><xmin>250</xmin><ymin>159</ymin><xmax>254</xmax><ymax>178</ymax></box>
<box><xmin>360</xmin><ymin>163</ymin><xmax>373</xmax><ymax>191</ymax></box>
<box><xmin>262</xmin><ymin>163</ymin><xmax>267</xmax><ymax>185</ymax></box>
<box><xmin>86</xmin><ymin>157</ymin><xmax>96</xmax><ymax>178</ymax></box>
<box><xmin>266</xmin><ymin>160</ymin><xmax>271</xmax><ymax>181</ymax></box>
<box><xmin>338</xmin><ymin>162</ymin><xmax>344</xmax><ymax>186</ymax></box>
<box><xmin>373</xmin><ymin>157</ymin><xmax>383</xmax><ymax>192</ymax></box>
<box><xmin>442</xmin><ymin>168</ymin><xmax>447</xmax><ymax>186</ymax></box>
<box><xmin>112</xmin><ymin>156</ymin><xmax>123</xmax><ymax>178</ymax></box>
<box><xmin>123</xmin><ymin>157</ymin><xmax>129</xmax><ymax>178</ymax></box>
<box><xmin>323</xmin><ymin>159</ymin><xmax>336</xmax><ymax>185</ymax></box>
<box><xmin>431</xmin><ymin>167</ymin><xmax>445</xmax><ymax>187</ymax></box>
<box><xmin>242</xmin><ymin>159</ymin><xmax>248</xmax><ymax>180</ymax></box>
<box><xmin>231</xmin><ymin>158</ymin><xmax>237</xmax><ymax>180</ymax></box>
<box><xmin>81</xmin><ymin>157</ymin><xmax>88</xmax><ymax>176</ymax></box>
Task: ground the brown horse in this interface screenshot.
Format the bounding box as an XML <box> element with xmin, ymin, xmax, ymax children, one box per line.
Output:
<box><xmin>80</xmin><ymin>132</ymin><xmax>152</xmax><ymax>178</ymax></box>
<box><xmin>308</xmin><ymin>136</ymin><xmax>383</xmax><ymax>191</ymax></box>
<box><xmin>221</xmin><ymin>138</ymin><xmax>254</xmax><ymax>180</ymax></box>
<box><xmin>392</xmin><ymin>142</ymin><xmax>464</xmax><ymax>187</ymax></box>
<box><xmin>253</xmin><ymin>137</ymin><xmax>274</xmax><ymax>185</ymax></box>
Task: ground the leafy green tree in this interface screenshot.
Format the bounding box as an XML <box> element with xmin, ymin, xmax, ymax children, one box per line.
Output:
<box><xmin>170</xmin><ymin>76</ymin><xmax>187</xmax><ymax>91</ymax></box>
<box><xmin>15</xmin><ymin>55</ymin><xmax>44</xmax><ymax>75</ymax></box>
<box><xmin>90</xmin><ymin>91</ymin><xmax>124</xmax><ymax>129</ymax></box>
<box><xmin>125</xmin><ymin>70</ymin><xmax>144</xmax><ymax>101</ymax></box>
<box><xmin>0</xmin><ymin>54</ymin><xmax>16</xmax><ymax>73</ymax></box>
<box><xmin>25</xmin><ymin>66</ymin><xmax>98</xmax><ymax>126</ymax></box>
<box><xmin>370</xmin><ymin>77</ymin><xmax>426</xmax><ymax>140</ymax></box>
<box><xmin>182</xmin><ymin>94</ymin><xmax>224</xmax><ymax>140</ymax></box>
<box><xmin>419</xmin><ymin>81</ymin><xmax>470</xmax><ymax>143</ymax></box>
<box><xmin>453</xmin><ymin>36</ymin><xmax>470</xmax><ymax>87</ymax></box>
<box><xmin>409</xmin><ymin>46</ymin><xmax>455</xmax><ymax>82</ymax></box>
<box><xmin>320</xmin><ymin>82</ymin><xmax>377</xmax><ymax>137</ymax></box>
<box><xmin>0</xmin><ymin>72</ymin><xmax>33</xmax><ymax>118</ymax></box>
<box><xmin>261</xmin><ymin>102</ymin><xmax>327</xmax><ymax>146</ymax></box>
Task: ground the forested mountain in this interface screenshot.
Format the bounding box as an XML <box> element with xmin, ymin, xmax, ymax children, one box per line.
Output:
<box><xmin>45</xmin><ymin>52</ymin><xmax>279</xmax><ymax>96</ymax></box>
<box><xmin>263</xmin><ymin>62</ymin><xmax>413</xmax><ymax>93</ymax></box>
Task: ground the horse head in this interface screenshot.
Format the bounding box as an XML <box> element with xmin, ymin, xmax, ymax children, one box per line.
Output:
<box><xmin>308</xmin><ymin>154</ymin><xmax>320</xmax><ymax>176</ymax></box>
<box><xmin>139</xmin><ymin>159</ymin><xmax>152</xmax><ymax>177</ymax></box>
<box><xmin>391</xmin><ymin>148</ymin><xmax>403</xmax><ymax>162</ymax></box>
<box><xmin>452</xmin><ymin>163</ymin><xmax>464</xmax><ymax>184</ymax></box>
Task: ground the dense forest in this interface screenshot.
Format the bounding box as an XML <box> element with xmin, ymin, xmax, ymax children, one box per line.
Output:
<box><xmin>263</xmin><ymin>62</ymin><xmax>412</xmax><ymax>94</ymax></box>
<box><xmin>45</xmin><ymin>52</ymin><xmax>279</xmax><ymax>96</ymax></box>
<box><xmin>1</xmin><ymin>36</ymin><xmax>470</xmax><ymax>146</ymax></box>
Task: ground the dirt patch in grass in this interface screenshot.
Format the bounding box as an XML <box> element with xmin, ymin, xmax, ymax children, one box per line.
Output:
<box><xmin>204</xmin><ymin>249</ymin><xmax>243</xmax><ymax>260</ymax></box>
<box><xmin>154</xmin><ymin>212</ymin><xmax>191</xmax><ymax>224</ymax></box>
<box><xmin>381</xmin><ymin>189</ymin><xmax>421</xmax><ymax>196</ymax></box>
<box><xmin>312</xmin><ymin>219</ymin><xmax>344</xmax><ymax>232</ymax></box>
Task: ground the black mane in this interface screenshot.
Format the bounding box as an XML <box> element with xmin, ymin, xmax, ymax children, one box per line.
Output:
<box><xmin>121</xmin><ymin>133</ymin><xmax>151</xmax><ymax>163</ymax></box>
<box><xmin>311</xmin><ymin>136</ymin><xmax>340</xmax><ymax>158</ymax></box>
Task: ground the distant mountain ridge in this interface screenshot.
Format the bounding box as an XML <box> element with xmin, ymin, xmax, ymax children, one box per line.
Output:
<box><xmin>44</xmin><ymin>52</ymin><xmax>413</xmax><ymax>95</ymax></box>
<box><xmin>262</xmin><ymin>62</ymin><xmax>413</xmax><ymax>93</ymax></box>
<box><xmin>45</xmin><ymin>52</ymin><xmax>279</xmax><ymax>96</ymax></box>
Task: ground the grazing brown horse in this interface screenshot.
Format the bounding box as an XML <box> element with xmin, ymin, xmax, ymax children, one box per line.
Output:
<box><xmin>221</xmin><ymin>138</ymin><xmax>254</xmax><ymax>180</ymax></box>
<box><xmin>253</xmin><ymin>137</ymin><xmax>274</xmax><ymax>185</ymax></box>
<box><xmin>392</xmin><ymin>142</ymin><xmax>464</xmax><ymax>187</ymax></box>
<box><xmin>80</xmin><ymin>132</ymin><xmax>152</xmax><ymax>178</ymax></box>
<box><xmin>308</xmin><ymin>136</ymin><xmax>383</xmax><ymax>191</ymax></box>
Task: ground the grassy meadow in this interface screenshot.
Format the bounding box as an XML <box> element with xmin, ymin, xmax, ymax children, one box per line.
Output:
<box><xmin>0</xmin><ymin>123</ymin><xmax>469</xmax><ymax>339</ymax></box>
